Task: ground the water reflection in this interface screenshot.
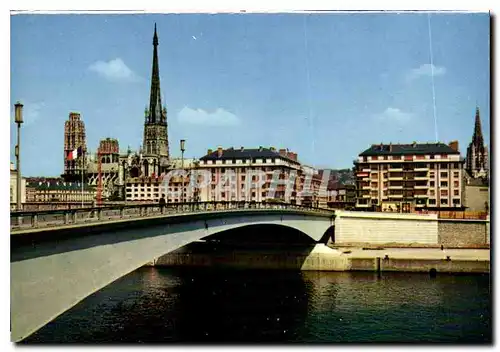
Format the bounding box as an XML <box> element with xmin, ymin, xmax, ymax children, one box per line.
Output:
<box><xmin>25</xmin><ymin>268</ymin><xmax>491</xmax><ymax>344</ymax></box>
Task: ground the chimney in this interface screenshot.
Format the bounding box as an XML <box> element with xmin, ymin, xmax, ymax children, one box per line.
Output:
<box><xmin>448</xmin><ymin>140</ymin><xmax>459</xmax><ymax>152</ymax></box>
<box><xmin>207</xmin><ymin>148</ymin><xmax>213</xmax><ymax>155</ymax></box>
<box><xmin>279</xmin><ymin>149</ymin><xmax>287</xmax><ymax>156</ymax></box>
<box><xmin>217</xmin><ymin>146</ymin><xmax>223</xmax><ymax>157</ymax></box>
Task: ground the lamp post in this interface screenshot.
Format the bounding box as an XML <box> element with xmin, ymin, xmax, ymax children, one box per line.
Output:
<box><xmin>180</xmin><ymin>139</ymin><xmax>185</xmax><ymax>203</ymax></box>
<box><xmin>14</xmin><ymin>102</ymin><xmax>23</xmax><ymax>211</ymax></box>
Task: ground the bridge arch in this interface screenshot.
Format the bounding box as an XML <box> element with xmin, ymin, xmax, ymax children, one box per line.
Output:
<box><xmin>11</xmin><ymin>210</ymin><xmax>333</xmax><ymax>342</ymax></box>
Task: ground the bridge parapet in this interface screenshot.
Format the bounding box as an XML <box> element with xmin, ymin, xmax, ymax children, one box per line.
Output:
<box><xmin>10</xmin><ymin>201</ymin><xmax>334</xmax><ymax>232</ymax></box>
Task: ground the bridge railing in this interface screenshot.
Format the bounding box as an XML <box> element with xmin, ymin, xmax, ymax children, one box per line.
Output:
<box><xmin>10</xmin><ymin>201</ymin><xmax>334</xmax><ymax>231</ymax></box>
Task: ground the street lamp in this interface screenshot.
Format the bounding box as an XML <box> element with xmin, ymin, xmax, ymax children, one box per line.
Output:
<box><xmin>180</xmin><ymin>139</ymin><xmax>185</xmax><ymax>203</ymax></box>
<box><xmin>14</xmin><ymin>102</ymin><xmax>23</xmax><ymax>211</ymax></box>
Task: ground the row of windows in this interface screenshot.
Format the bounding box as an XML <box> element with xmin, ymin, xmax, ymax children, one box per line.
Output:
<box><xmin>203</xmin><ymin>158</ymin><xmax>280</xmax><ymax>165</ymax></box>
<box><xmin>358</xmin><ymin>198</ymin><xmax>461</xmax><ymax>206</ymax></box>
<box><xmin>364</xmin><ymin>154</ymin><xmax>452</xmax><ymax>162</ymax></box>
<box><xmin>364</xmin><ymin>162</ymin><xmax>461</xmax><ymax>170</ymax></box>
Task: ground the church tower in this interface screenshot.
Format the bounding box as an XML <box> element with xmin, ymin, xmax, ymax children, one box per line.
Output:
<box><xmin>143</xmin><ymin>24</ymin><xmax>169</xmax><ymax>162</ymax></box>
<box><xmin>465</xmin><ymin>106</ymin><xmax>488</xmax><ymax>179</ymax></box>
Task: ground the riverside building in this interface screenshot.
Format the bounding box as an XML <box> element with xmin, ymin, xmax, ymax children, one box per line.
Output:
<box><xmin>354</xmin><ymin>142</ymin><xmax>465</xmax><ymax>212</ymax></box>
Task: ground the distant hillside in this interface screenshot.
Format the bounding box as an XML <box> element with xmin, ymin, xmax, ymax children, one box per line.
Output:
<box><xmin>318</xmin><ymin>168</ymin><xmax>355</xmax><ymax>186</ymax></box>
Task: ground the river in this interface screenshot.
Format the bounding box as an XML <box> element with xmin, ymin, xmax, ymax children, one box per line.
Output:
<box><xmin>24</xmin><ymin>267</ymin><xmax>491</xmax><ymax>343</ymax></box>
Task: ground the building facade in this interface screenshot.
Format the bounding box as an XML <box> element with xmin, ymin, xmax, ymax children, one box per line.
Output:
<box><xmin>25</xmin><ymin>180</ymin><xmax>95</xmax><ymax>204</ymax></box>
<box><xmin>197</xmin><ymin>147</ymin><xmax>304</xmax><ymax>204</ymax></box>
<box><xmin>326</xmin><ymin>183</ymin><xmax>356</xmax><ymax>209</ymax></box>
<box><xmin>62</xmin><ymin>112</ymin><xmax>87</xmax><ymax>182</ymax></box>
<box><xmin>354</xmin><ymin>142</ymin><xmax>465</xmax><ymax>212</ymax></box>
<box><xmin>465</xmin><ymin>107</ymin><xmax>489</xmax><ymax>179</ymax></box>
<box><xmin>124</xmin><ymin>158</ymin><xmax>198</xmax><ymax>203</ymax></box>
<box><xmin>10</xmin><ymin>162</ymin><xmax>26</xmax><ymax>210</ymax></box>
<box><xmin>86</xmin><ymin>138</ymin><xmax>121</xmax><ymax>199</ymax></box>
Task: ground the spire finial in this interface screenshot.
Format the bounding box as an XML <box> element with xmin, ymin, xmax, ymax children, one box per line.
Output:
<box><xmin>153</xmin><ymin>23</ymin><xmax>158</xmax><ymax>46</ymax></box>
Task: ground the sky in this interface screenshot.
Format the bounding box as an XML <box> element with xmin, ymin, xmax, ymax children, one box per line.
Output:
<box><xmin>10</xmin><ymin>12</ymin><xmax>490</xmax><ymax>177</ymax></box>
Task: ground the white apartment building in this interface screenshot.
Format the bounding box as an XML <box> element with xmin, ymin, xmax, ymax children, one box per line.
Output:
<box><xmin>197</xmin><ymin>146</ymin><xmax>304</xmax><ymax>204</ymax></box>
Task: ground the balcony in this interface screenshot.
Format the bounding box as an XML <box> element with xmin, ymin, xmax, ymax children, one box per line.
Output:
<box><xmin>388</xmin><ymin>194</ymin><xmax>403</xmax><ymax>198</ymax></box>
<box><xmin>388</xmin><ymin>185</ymin><xmax>403</xmax><ymax>189</ymax></box>
<box><xmin>414</xmin><ymin>194</ymin><xmax>428</xmax><ymax>198</ymax></box>
<box><xmin>414</xmin><ymin>175</ymin><xmax>429</xmax><ymax>180</ymax></box>
<box><xmin>388</xmin><ymin>176</ymin><xmax>403</xmax><ymax>181</ymax></box>
<box><xmin>414</xmin><ymin>166</ymin><xmax>429</xmax><ymax>171</ymax></box>
<box><xmin>414</xmin><ymin>184</ymin><xmax>428</xmax><ymax>189</ymax></box>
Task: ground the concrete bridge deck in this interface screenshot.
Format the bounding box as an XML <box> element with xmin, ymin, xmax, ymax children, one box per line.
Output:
<box><xmin>11</xmin><ymin>204</ymin><xmax>334</xmax><ymax>343</ymax></box>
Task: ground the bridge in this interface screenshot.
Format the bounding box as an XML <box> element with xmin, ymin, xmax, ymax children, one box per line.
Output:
<box><xmin>10</xmin><ymin>201</ymin><xmax>335</xmax><ymax>342</ymax></box>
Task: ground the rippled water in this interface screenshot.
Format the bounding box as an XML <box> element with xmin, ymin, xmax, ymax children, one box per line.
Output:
<box><xmin>25</xmin><ymin>267</ymin><xmax>491</xmax><ymax>343</ymax></box>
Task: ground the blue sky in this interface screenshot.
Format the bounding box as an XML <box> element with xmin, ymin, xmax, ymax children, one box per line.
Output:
<box><xmin>10</xmin><ymin>12</ymin><xmax>490</xmax><ymax>177</ymax></box>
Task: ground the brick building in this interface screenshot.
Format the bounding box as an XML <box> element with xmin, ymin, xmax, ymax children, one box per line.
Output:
<box><xmin>354</xmin><ymin>141</ymin><xmax>465</xmax><ymax>212</ymax></box>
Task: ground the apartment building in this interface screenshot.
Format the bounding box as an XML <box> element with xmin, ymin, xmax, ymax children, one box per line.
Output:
<box><xmin>25</xmin><ymin>180</ymin><xmax>96</xmax><ymax>204</ymax></box>
<box><xmin>326</xmin><ymin>183</ymin><xmax>356</xmax><ymax>210</ymax></box>
<box><xmin>197</xmin><ymin>146</ymin><xmax>304</xmax><ymax>204</ymax></box>
<box><xmin>124</xmin><ymin>158</ymin><xmax>198</xmax><ymax>203</ymax></box>
<box><xmin>354</xmin><ymin>141</ymin><xmax>464</xmax><ymax>212</ymax></box>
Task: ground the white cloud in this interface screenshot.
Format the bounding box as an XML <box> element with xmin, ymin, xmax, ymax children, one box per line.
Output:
<box><xmin>177</xmin><ymin>107</ymin><xmax>241</xmax><ymax>126</ymax></box>
<box><xmin>11</xmin><ymin>100</ymin><xmax>45</xmax><ymax>125</ymax></box>
<box><xmin>374</xmin><ymin>107</ymin><xmax>413</xmax><ymax>123</ymax></box>
<box><xmin>88</xmin><ymin>58</ymin><xmax>140</xmax><ymax>82</ymax></box>
<box><xmin>406</xmin><ymin>64</ymin><xmax>446</xmax><ymax>82</ymax></box>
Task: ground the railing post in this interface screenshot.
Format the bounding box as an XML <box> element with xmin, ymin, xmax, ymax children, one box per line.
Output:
<box><xmin>32</xmin><ymin>214</ymin><xmax>37</xmax><ymax>227</ymax></box>
<box><xmin>72</xmin><ymin>210</ymin><xmax>77</xmax><ymax>224</ymax></box>
<box><xmin>64</xmin><ymin>211</ymin><xmax>69</xmax><ymax>225</ymax></box>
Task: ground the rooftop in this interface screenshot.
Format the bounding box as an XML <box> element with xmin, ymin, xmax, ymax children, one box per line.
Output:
<box><xmin>200</xmin><ymin>147</ymin><xmax>299</xmax><ymax>164</ymax></box>
<box><xmin>359</xmin><ymin>142</ymin><xmax>460</xmax><ymax>156</ymax></box>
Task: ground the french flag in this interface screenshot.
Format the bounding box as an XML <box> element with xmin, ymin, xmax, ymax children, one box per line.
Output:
<box><xmin>67</xmin><ymin>146</ymin><xmax>83</xmax><ymax>161</ymax></box>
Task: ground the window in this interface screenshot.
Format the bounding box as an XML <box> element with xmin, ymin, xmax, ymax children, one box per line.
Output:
<box><xmin>384</xmin><ymin>155</ymin><xmax>388</xmax><ymax>160</ymax></box>
<box><xmin>440</xmin><ymin>190</ymin><xmax>448</xmax><ymax>197</ymax></box>
<box><xmin>393</xmin><ymin>156</ymin><xmax>401</xmax><ymax>160</ymax></box>
<box><xmin>262</xmin><ymin>192</ymin><xmax>266</xmax><ymax>197</ymax></box>
<box><xmin>454</xmin><ymin>190</ymin><xmax>459</xmax><ymax>196</ymax></box>
<box><xmin>430</xmin><ymin>181</ymin><xmax>435</xmax><ymax>187</ymax></box>
<box><xmin>416</xmin><ymin>155</ymin><xmax>425</xmax><ymax>160</ymax></box>
<box><xmin>441</xmin><ymin>154</ymin><xmax>448</xmax><ymax>159</ymax></box>
<box><xmin>454</xmin><ymin>171</ymin><xmax>459</xmax><ymax>178</ymax></box>
<box><xmin>454</xmin><ymin>163</ymin><xmax>459</xmax><ymax>169</ymax></box>
<box><xmin>371</xmin><ymin>182</ymin><xmax>378</xmax><ymax>188</ymax></box>
<box><xmin>430</xmin><ymin>155</ymin><xmax>435</xmax><ymax>159</ymax></box>
<box><xmin>454</xmin><ymin>181</ymin><xmax>459</xmax><ymax>188</ymax></box>
<box><xmin>440</xmin><ymin>172</ymin><xmax>448</xmax><ymax>178</ymax></box>
<box><xmin>440</xmin><ymin>199</ymin><xmax>448</xmax><ymax>205</ymax></box>
<box><xmin>441</xmin><ymin>181</ymin><xmax>448</xmax><ymax>187</ymax></box>
<box><xmin>429</xmin><ymin>189</ymin><xmax>435</xmax><ymax>196</ymax></box>
<box><xmin>430</xmin><ymin>172</ymin><xmax>435</xmax><ymax>178</ymax></box>
<box><xmin>372</xmin><ymin>156</ymin><xmax>378</xmax><ymax>160</ymax></box>
<box><xmin>453</xmin><ymin>199</ymin><xmax>461</xmax><ymax>205</ymax></box>
<box><xmin>363</xmin><ymin>156</ymin><xmax>367</xmax><ymax>162</ymax></box>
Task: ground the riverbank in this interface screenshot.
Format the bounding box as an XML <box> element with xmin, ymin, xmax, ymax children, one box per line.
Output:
<box><xmin>147</xmin><ymin>242</ymin><xmax>490</xmax><ymax>274</ymax></box>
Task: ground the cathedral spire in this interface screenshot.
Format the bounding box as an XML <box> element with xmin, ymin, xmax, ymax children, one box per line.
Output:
<box><xmin>473</xmin><ymin>106</ymin><xmax>484</xmax><ymax>146</ymax></box>
<box><xmin>148</xmin><ymin>23</ymin><xmax>163</xmax><ymax>124</ymax></box>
